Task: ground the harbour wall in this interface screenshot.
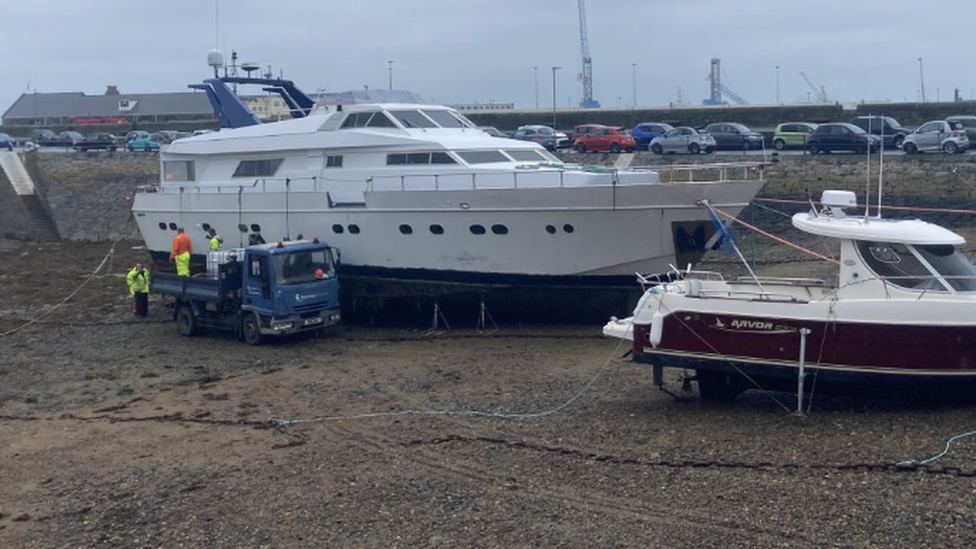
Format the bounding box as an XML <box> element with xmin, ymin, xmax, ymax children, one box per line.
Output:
<box><xmin>3</xmin><ymin>151</ymin><xmax>976</xmax><ymax>243</ymax></box>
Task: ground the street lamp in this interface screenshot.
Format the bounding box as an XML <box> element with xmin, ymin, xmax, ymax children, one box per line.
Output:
<box><xmin>632</xmin><ymin>63</ymin><xmax>637</xmax><ymax>108</ymax></box>
<box><xmin>551</xmin><ymin>66</ymin><xmax>561</xmax><ymax>128</ymax></box>
<box><xmin>534</xmin><ymin>66</ymin><xmax>539</xmax><ymax>109</ymax></box>
<box><xmin>775</xmin><ymin>65</ymin><xmax>780</xmax><ymax>104</ymax></box>
<box><xmin>388</xmin><ymin>60</ymin><xmax>393</xmax><ymax>90</ymax></box>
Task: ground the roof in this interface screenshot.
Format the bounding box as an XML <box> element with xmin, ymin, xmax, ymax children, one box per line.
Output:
<box><xmin>3</xmin><ymin>91</ymin><xmax>213</xmax><ymax>120</ymax></box>
<box><xmin>792</xmin><ymin>212</ymin><xmax>965</xmax><ymax>245</ymax></box>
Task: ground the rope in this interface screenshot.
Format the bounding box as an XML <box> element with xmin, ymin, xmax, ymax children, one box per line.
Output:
<box><xmin>755</xmin><ymin>197</ymin><xmax>976</xmax><ymax>217</ymax></box>
<box><xmin>898</xmin><ymin>430</ymin><xmax>976</xmax><ymax>467</ymax></box>
<box><xmin>0</xmin><ymin>243</ymin><xmax>117</xmax><ymax>338</ymax></box>
<box><xmin>270</xmin><ymin>336</ymin><xmax>626</xmax><ymax>426</ymax></box>
<box><xmin>711</xmin><ymin>205</ymin><xmax>839</xmax><ymax>265</ymax></box>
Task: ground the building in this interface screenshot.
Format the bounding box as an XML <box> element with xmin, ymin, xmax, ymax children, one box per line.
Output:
<box><xmin>240</xmin><ymin>95</ymin><xmax>293</xmax><ymax>121</ymax></box>
<box><xmin>1</xmin><ymin>87</ymin><xmax>215</xmax><ymax>128</ymax></box>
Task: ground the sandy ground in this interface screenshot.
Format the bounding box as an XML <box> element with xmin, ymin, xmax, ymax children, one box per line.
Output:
<box><xmin>3</xmin><ymin>240</ymin><xmax>976</xmax><ymax>548</ymax></box>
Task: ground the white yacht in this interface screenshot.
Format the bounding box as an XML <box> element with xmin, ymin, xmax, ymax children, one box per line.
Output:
<box><xmin>131</xmin><ymin>101</ymin><xmax>766</xmax><ymax>316</ymax></box>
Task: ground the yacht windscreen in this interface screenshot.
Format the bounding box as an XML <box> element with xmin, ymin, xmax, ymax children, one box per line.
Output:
<box><xmin>341</xmin><ymin>111</ymin><xmax>397</xmax><ymax>129</ymax></box>
<box><xmin>914</xmin><ymin>244</ymin><xmax>976</xmax><ymax>291</ymax></box>
<box><xmin>390</xmin><ymin>110</ymin><xmax>438</xmax><ymax>129</ymax></box>
<box><xmin>422</xmin><ymin>110</ymin><xmax>467</xmax><ymax>128</ymax></box>
<box><xmin>856</xmin><ymin>240</ymin><xmax>947</xmax><ymax>291</ymax></box>
<box><xmin>458</xmin><ymin>150</ymin><xmax>510</xmax><ymax>164</ymax></box>
<box><xmin>505</xmin><ymin>149</ymin><xmax>549</xmax><ymax>161</ymax></box>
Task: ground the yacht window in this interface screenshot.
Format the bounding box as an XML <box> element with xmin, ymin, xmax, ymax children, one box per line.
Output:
<box><xmin>341</xmin><ymin>112</ymin><xmax>368</xmax><ymax>128</ymax></box>
<box><xmin>233</xmin><ymin>159</ymin><xmax>283</xmax><ymax>178</ymax></box>
<box><xmin>422</xmin><ymin>110</ymin><xmax>466</xmax><ymax>128</ymax></box>
<box><xmin>326</xmin><ymin>155</ymin><xmax>343</xmax><ymax>168</ymax></box>
<box><xmin>505</xmin><ymin>149</ymin><xmax>548</xmax><ymax>162</ymax></box>
<box><xmin>407</xmin><ymin>153</ymin><xmax>430</xmax><ymax>165</ymax></box>
<box><xmin>390</xmin><ymin>110</ymin><xmax>437</xmax><ymax>129</ymax></box>
<box><xmin>387</xmin><ymin>153</ymin><xmax>407</xmax><ymax>165</ymax></box>
<box><xmin>914</xmin><ymin>244</ymin><xmax>976</xmax><ymax>291</ymax></box>
<box><xmin>458</xmin><ymin>150</ymin><xmax>509</xmax><ymax>164</ymax></box>
<box><xmin>856</xmin><ymin>240</ymin><xmax>946</xmax><ymax>291</ymax></box>
<box><xmin>431</xmin><ymin>152</ymin><xmax>456</xmax><ymax>164</ymax></box>
<box><xmin>163</xmin><ymin>160</ymin><xmax>196</xmax><ymax>182</ymax></box>
<box><xmin>365</xmin><ymin>112</ymin><xmax>397</xmax><ymax>128</ymax></box>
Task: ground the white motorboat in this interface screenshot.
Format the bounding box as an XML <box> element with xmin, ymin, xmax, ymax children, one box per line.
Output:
<box><xmin>604</xmin><ymin>190</ymin><xmax>976</xmax><ymax>400</ymax></box>
<box><xmin>132</xmin><ymin>98</ymin><xmax>766</xmax><ymax>319</ymax></box>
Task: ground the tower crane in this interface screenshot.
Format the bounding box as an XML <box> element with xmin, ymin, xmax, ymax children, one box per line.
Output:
<box><xmin>799</xmin><ymin>72</ymin><xmax>829</xmax><ymax>103</ymax></box>
<box><xmin>577</xmin><ymin>0</ymin><xmax>600</xmax><ymax>108</ymax></box>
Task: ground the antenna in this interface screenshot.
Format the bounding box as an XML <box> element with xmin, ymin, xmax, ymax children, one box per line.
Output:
<box><xmin>864</xmin><ymin>116</ymin><xmax>871</xmax><ymax>219</ymax></box>
<box><xmin>878</xmin><ymin>119</ymin><xmax>885</xmax><ymax>218</ymax></box>
<box><xmin>214</xmin><ymin>0</ymin><xmax>219</xmax><ymax>49</ymax></box>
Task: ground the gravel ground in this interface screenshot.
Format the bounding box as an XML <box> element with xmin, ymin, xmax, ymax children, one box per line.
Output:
<box><xmin>2</xmin><ymin>240</ymin><xmax>976</xmax><ymax>548</ymax></box>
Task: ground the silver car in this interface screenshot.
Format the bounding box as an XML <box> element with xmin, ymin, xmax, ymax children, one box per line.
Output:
<box><xmin>902</xmin><ymin>120</ymin><xmax>969</xmax><ymax>154</ymax></box>
<box><xmin>649</xmin><ymin>126</ymin><xmax>716</xmax><ymax>155</ymax></box>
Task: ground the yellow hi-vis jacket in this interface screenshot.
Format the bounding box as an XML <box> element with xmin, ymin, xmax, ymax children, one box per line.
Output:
<box><xmin>209</xmin><ymin>234</ymin><xmax>223</xmax><ymax>250</ymax></box>
<box><xmin>127</xmin><ymin>267</ymin><xmax>151</xmax><ymax>295</ymax></box>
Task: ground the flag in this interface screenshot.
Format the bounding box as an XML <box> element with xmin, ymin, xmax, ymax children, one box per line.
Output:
<box><xmin>706</xmin><ymin>204</ymin><xmax>737</xmax><ymax>257</ymax></box>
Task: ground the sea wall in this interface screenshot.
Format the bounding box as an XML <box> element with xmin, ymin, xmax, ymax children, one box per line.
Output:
<box><xmin>3</xmin><ymin>151</ymin><xmax>976</xmax><ymax>243</ymax></box>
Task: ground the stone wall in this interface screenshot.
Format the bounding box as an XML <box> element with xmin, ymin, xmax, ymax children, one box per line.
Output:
<box><xmin>23</xmin><ymin>152</ymin><xmax>159</xmax><ymax>241</ymax></box>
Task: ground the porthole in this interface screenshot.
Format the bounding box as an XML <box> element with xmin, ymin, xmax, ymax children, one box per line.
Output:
<box><xmin>399</xmin><ymin>224</ymin><xmax>413</xmax><ymax>235</ymax></box>
<box><xmin>157</xmin><ymin>222</ymin><xmax>167</xmax><ymax>230</ymax></box>
<box><xmin>332</xmin><ymin>224</ymin><xmax>344</xmax><ymax>234</ymax></box>
<box><xmin>469</xmin><ymin>224</ymin><xmax>486</xmax><ymax>235</ymax></box>
<box><xmin>168</xmin><ymin>222</ymin><xmax>178</xmax><ymax>230</ymax></box>
<box><xmin>491</xmin><ymin>224</ymin><xmax>508</xmax><ymax>235</ymax></box>
<box><xmin>545</xmin><ymin>225</ymin><xmax>556</xmax><ymax>234</ymax></box>
<box><xmin>348</xmin><ymin>224</ymin><xmax>361</xmax><ymax>234</ymax></box>
<box><xmin>250</xmin><ymin>223</ymin><xmax>262</xmax><ymax>233</ymax></box>
<box><xmin>237</xmin><ymin>223</ymin><xmax>249</xmax><ymax>233</ymax></box>
<box><xmin>563</xmin><ymin>224</ymin><xmax>574</xmax><ymax>234</ymax></box>
<box><xmin>429</xmin><ymin>224</ymin><xmax>444</xmax><ymax>235</ymax></box>
<box><xmin>202</xmin><ymin>223</ymin><xmax>211</xmax><ymax>231</ymax></box>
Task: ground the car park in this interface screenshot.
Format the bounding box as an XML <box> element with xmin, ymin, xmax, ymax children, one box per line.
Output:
<box><xmin>573</xmin><ymin>125</ymin><xmax>636</xmax><ymax>153</ymax></box>
<box><xmin>902</xmin><ymin>120</ymin><xmax>969</xmax><ymax>154</ymax></box>
<box><xmin>630</xmin><ymin>122</ymin><xmax>673</xmax><ymax>150</ymax></box>
<box><xmin>945</xmin><ymin>115</ymin><xmax>976</xmax><ymax>143</ymax></box>
<box><xmin>0</xmin><ymin>133</ymin><xmax>15</xmax><ymax>151</ymax></box>
<box><xmin>510</xmin><ymin>125</ymin><xmax>570</xmax><ymax>151</ymax></box>
<box><xmin>74</xmin><ymin>133</ymin><xmax>119</xmax><ymax>152</ymax></box>
<box><xmin>772</xmin><ymin>122</ymin><xmax>817</xmax><ymax>150</ymax></box>
<box><xmin>850</xmin><ymin>115</ymin><xmax>911</xmax><ymax>149</ymax></box>
<box><xmin>806</xmin><ymin>123</ymin><xmax>880</xmax><ymax>154</ymax></box>
<box><xmin>703</xmin><ymin>122</ymin><xmax>765</xmax><ymax>150</ymax></box>
<box><xmin>649</xmin><ymin>126</ymin><xmax>716</xmax><ymax>155</ymax></box>
<box><xmin>127</xmin><ymin>133</ymin><xmax>166</xmax><ymax>152</ymax></box>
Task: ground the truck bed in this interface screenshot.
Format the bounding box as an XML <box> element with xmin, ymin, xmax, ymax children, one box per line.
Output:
<box><xmin>153</xmin><ymin>272</ymin><xmax>237</xmax><ymax>303</ymax></box>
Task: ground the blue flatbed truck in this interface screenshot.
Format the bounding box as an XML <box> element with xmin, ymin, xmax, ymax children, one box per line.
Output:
<box><xmin>152</xmin><ymin>239</ymin><xmax>341</xmax><ymax>345</ymax></box>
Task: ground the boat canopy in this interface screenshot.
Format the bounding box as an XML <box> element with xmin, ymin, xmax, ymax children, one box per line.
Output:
<box><xmin>792</xmin><ymin>213</ymin><xmax>965</xmax><ymax>246</ymax></box>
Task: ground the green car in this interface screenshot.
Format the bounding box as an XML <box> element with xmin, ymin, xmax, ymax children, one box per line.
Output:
<box><xmin>772</xmin><ymin>122</ymin><xmax>818</xmax><ymax>150</ymax></box>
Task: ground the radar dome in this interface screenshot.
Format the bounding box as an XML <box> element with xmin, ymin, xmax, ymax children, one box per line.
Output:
<box><xmin>207</xmin><ymin>49</ymin><xmax>225</xmax><ymax>69</ymax></box>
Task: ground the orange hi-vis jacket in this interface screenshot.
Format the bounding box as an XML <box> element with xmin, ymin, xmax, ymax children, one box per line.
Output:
<box><xmin>170</xmin><ymin>232</ymin><xmax>192</xmax><ymax>259</ymax></box>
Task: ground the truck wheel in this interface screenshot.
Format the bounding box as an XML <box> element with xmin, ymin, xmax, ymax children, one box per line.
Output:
<box><xmin>242</xmin><ymin>314</ymin><xmax>263</xmax><ymax>346</ymax></box>
<box><xmin>176</xmin><ymin>304</ymin><xmax>197</xmax><ymax>337</ymax></box>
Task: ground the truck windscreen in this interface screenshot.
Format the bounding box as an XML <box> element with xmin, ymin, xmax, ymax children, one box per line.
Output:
<box><xmin>273</xmin><ymin>249</ymin><xmax>335</xmax><ymax>285</ymax></box>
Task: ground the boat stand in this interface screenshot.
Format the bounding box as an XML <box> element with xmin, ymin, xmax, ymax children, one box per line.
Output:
<box><xmin>430</xmin><ymin>301</ymin><xmax>451</xmax><ymax>332</ymax></box>
<box><xmin>796</xmin><ymin>328</ymin><xmax>811</xmax><ymax>416</ymax></box>
<box><xmin>476</xmin><ymin>297</ymin><xmax>498</xmax><ymax>332</ymax></box>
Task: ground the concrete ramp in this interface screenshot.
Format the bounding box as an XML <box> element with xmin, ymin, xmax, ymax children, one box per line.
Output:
<box><xmin>0</xmin><ymin>152</ymin><xmax>59</xmax><ymax>241</ymax></box>
<box><xmin>614</xmin><ymin>153</ymin><xmax>635</xmax><ymax>170</ymax></box>
<box><xmin>0</xmin><ymin>151</ymin><xmax>37</xmax><ymax>195</ymax></box>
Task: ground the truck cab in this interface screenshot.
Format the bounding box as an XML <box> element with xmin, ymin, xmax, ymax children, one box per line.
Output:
<box><xmin>240</xmin><ymin>240</ymin><xmax>341</xmax><ymax>343</ymax></box>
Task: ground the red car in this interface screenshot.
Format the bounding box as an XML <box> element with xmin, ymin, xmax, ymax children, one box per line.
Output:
<box><xmin>573</xmin><ymin>125</ymin><xmax>637</xmax><ymax>153</ymax></box>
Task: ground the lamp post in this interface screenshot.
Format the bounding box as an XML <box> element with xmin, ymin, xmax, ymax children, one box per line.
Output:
<box><xmin>534</xmin><ymin>66</ymin><xmax>539</xmax><ymax>109</ymax></box>
<box><xmin>388</xmin><ymin>60</ymin><xmax>393</xmax><ymax>90</ymax></box>
<box><xmin>775</xmin><ymin>65</ymin><xmax>780</xmax><ymax>104</ymax></box>
<box><xmin>632</xmin><ymin>63</ymin><xmax>637</xmax><ymax>108</ymax></box>
<box><xmin>551</xmin><ymin>66</ymin><xmax>561</xmax><ymax>128</ymax></box>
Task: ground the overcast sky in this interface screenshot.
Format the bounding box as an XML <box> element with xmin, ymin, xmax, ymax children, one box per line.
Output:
<box><xmin>3</xmin><ymin>1</ymin><xmax>974</xmax><ymax>115</ymax></box>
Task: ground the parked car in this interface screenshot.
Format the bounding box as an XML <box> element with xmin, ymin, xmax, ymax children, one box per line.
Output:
<box><xmin>74</xmin><ymin>133</ymin><xmax>119</xmax><ymax>152</ymax></box>
<box><xmin>850</xmin><ymin>115</ymin><xmax>911</xmax><ymax>149</ymax></box>
<box><xmin>125</xmin><ymin>130</ymin><xmax>150</xmax><ymax>143</ymax></box>
<box><xmin>510</xmin><ymin>125</ymin><xmax>570</xmax><ymax>151</ymax></box>
<box><xmin>0</xmin><ymin>133</ymin><xmax>14</xmax><ymax>151</ymax></box>
<box><xmin>772</xmin><ymin>122</ymin><xmax>817</xmax><ymax>150</ymax></box>
<box><xmin>649</xmin><ymin>126</ymin><xmax>716</xmax><ymax>155</ymax></box>
<box><xmin>945</xmin><ymin>115</ymin><xmax>976</xmax><ymax>143</ymax></box>
<box><xmin>902</xmin><ymin>120</ymin><xmax>969</xmax><ymax>154</ymax></box>
<box><xmin>46</xmin><ymin>131</ymin><xmax>85</xmax><ymax>147</ymax></box>
<box><xmin>29</xmin><ymin>129</ymin><xmax>58</xmax><ymax>144</ymax></box>
<box><xmin>572</xmin><ymin>124</ymin><xmax>605</xmax><ymax>143</ymax></box>
<box><xmin>573</xmin><ymin>125</ymin><xmax>636</xmax><ymax>153</ymax></box>
<box><xmin>479</xmin><ymin>126</ymin><xmax>507</xmax><ymax>138</ymax></box>
<box><xmin>805</xmin><ymin>123</ymin><xmax>880</xmax><ymax>154</ymax></box>
<box><xmin>703</xmin><ymin>122</ymin><xmax>765</xmax><ymax>150</ymax></box>
<box><xmin>127</xmin><ymin>133</ymin><xmax>166</xmax><ymax>152</ymax></box>
<box><xmin>630</xmin><ymin>122</ymin><xmax>673</xmax><ymax>150</ymax></box>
